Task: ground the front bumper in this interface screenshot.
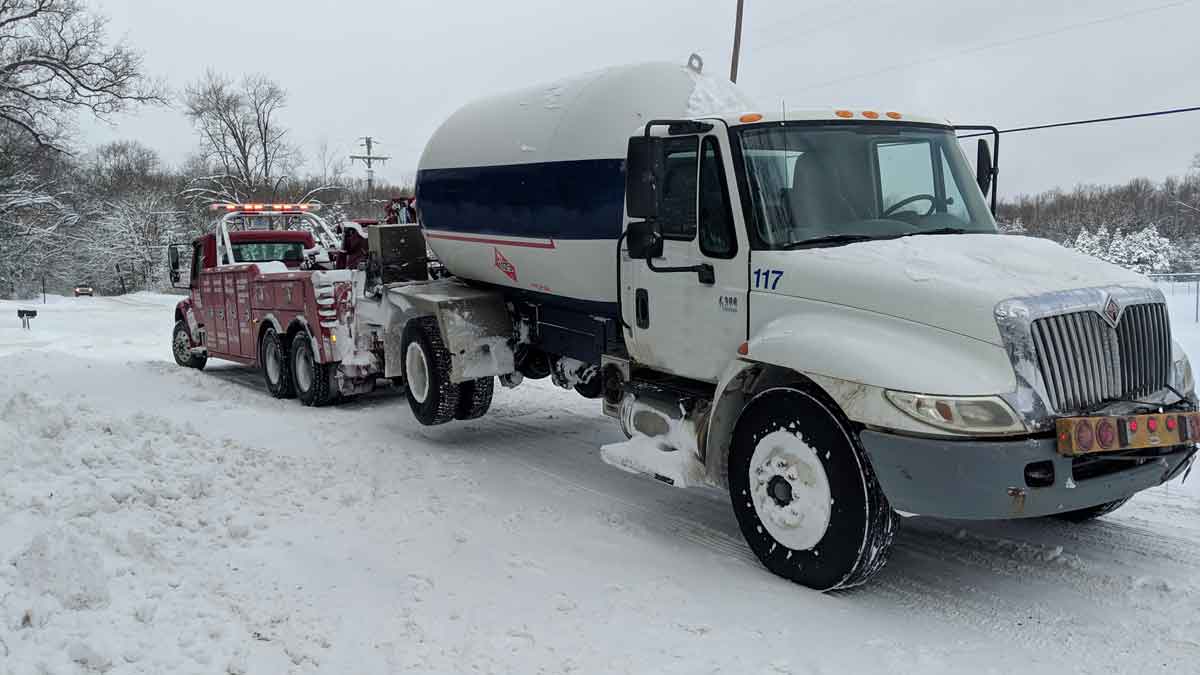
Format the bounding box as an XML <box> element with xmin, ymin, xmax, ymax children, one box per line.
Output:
<box><xmin>861</xmin><ymin>429</ymin><xmax>1195</xmax><ymax>519</ymax></box>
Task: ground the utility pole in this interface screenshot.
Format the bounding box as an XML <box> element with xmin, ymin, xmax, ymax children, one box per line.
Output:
<box><xmin>730</xmin><ymin>0</ymin><xmax>745</xmax><ymax>83</ymax></box>
<box><xmin>350</xmin><ymin>137</ymin><xmax>391</xmax><ymax>196</ymax></box>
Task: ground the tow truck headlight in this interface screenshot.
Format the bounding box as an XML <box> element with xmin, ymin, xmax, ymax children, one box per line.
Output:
<box><xmin>885</xmin><ymin>391</ymin><xmax>1026</xmax><ymax>435</ymax></box>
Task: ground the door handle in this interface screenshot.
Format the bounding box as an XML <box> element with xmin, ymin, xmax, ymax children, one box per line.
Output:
<box><xmin>635</xmin><ymin>289</ymin><xmax>650</xmax><ymax>329</ymax></box>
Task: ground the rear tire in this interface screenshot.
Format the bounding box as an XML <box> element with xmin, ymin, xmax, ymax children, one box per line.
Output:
<box><xmin>1053</xmin><ymin>498</ymin><xmax>1130</xmax><ymax>522</ymax></box>
<box><xmin>260</xmin><ymin>327</ymin><xmax>295</xmax><ymax>399</ymax></box>
<box><xmin>402</xmin><ymin>317</ymin><xmax>460</xmax><ymax>425</ymax></box>
<box><xmin>455</xmin><ymin>377</ymin><xmax>495</xmax><ymax>420</ymax></box>
<box><xmin>291</xmin><ymin>331</ymin><xmax>337</xmax><ymax>407</ymax></box>
<box><xmin>728</xmin><ymin>387</ymin><xmax>895</xmax><ymax>591</ymax></box>
<box><xmin>573</xmin><ymin>375</ymin><xmax>603</xmax><ymax>399</ymax></box>
<box><xmin>172</xmin><ymin>320</ymin><xmax>207</xmax><ymax>370</ymax></box>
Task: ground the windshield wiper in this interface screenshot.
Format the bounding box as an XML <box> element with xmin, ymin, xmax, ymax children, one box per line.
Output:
<box><xmin>779</xmin><ymin>234</ymin><xmax>876</xmax><ymax>250</ymax></box>
<box><xmin>899</xmin><ymin>227</ymin><xmax>968</xmax><ymax>238</ymax></box>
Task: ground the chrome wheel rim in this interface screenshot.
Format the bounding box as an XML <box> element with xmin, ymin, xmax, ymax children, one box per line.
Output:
<box><xmin>406</xmin><ymin>342</ymin><xmax>430</xmax><ymax>404</ymax></box>
<box><xmin>264</xmin><ymin>338</ymin><xmax>281</xmax><ymax>384</ymax></box>
<box><xmin>294</xmin><ymin>343</ymin><xmax>314</xmax><ymax>392</ymax></box>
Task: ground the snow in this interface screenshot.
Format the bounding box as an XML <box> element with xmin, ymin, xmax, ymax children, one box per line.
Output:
<box><xmin>685</xmin><ymin>68</ymin><xmax>756</xmax><ymax>117</ymax></box>
<box><xmin>252</xmin><ymin>261</ymin><xmax>289</xmax><ymax>275</ymax></box>
<box><xmin>442</xmin><ymin>306</ymin><xmax>516</xmax><ymax>380</ymax></box>
<box><xmin>3</xmin><ymin>291</ymin><xmax>1200</xmax><ymax>673</ymax></box>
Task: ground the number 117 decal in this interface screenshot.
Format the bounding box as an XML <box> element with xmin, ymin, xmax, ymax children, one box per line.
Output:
<box><xmin>752</xmin><ymin>268</ymin><xmax>784</xmax><ymax>290</ymax></box>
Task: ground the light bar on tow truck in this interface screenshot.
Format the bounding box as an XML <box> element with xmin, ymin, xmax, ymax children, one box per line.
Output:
<box><xmin>209</xmin><ymin>203</ymin><xmax>322</xmax><ymax>214</ymax></box>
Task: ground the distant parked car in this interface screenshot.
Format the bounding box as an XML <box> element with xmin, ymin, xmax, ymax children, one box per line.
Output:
<box><xmin>73</xmin><ymin>284</ymin><xmax>94</xmax><ymax>297</ymax></box>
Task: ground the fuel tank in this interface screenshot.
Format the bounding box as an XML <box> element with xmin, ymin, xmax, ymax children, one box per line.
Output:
<box><xmin>415</xmin><ymin>59</ymin><xmax>753</xmax><ymax>315</ymax></box>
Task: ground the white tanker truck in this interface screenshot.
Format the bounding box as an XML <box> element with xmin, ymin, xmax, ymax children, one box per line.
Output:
<box><xmin>378</xmin><ymin>57</ymin><xmax>1199</xmax><ymax>590</ymax></box>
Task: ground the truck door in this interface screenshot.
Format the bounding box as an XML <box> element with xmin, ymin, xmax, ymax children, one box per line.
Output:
<box><xmin>625</xmin><ymin>130</ymin><xmax>749</xmax><ymax>382</ymax></box>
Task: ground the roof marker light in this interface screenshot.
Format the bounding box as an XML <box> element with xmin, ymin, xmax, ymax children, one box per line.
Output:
<box><xmin>835</xmin><ymin>110</ymin><xmax>853</xmax><ymax>118</ymax></box>
<box><xmin>886</xmin><ymin>111</ymin><xmax>902</xmax><ymax>120</ymax></box>
<box><xmin>740</xmin><ymin>113</ymin><xmax>763</xmax><ymax>123</ymax></box>
<box><xmin>862</xmin><ymin>111</ymin><xmax>880</xmax><ymax>119</ymax></box>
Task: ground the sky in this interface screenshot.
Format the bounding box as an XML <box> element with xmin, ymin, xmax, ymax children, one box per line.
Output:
<box><xmin>79</xmin><ymin>0</ymin><xmax>1200</xmax><ymax>198</ymax></box>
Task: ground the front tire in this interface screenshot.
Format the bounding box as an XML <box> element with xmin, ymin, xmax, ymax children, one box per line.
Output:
<box><xmin>291</xmin><ymin>332</ymin><xmax>336</xmax><ymax>407</ymax></box>
<box><xmin>260</xmin><ymin>327</ymin><xmax>295</xmax><ymax>399</ymax></box>
<box><xmin>729</xmin><ymin>387</ymin><xmax>895</xmax><ymax>591</ymax></box>
<box><xmin>172</xmin><ymin>320</ymin><xmax>207</xmax><ymax>370</ymax></box>
<box><xmin>402</xmin><ymin>317</ymin><xmax>460</xmax><ymax>425</ymax></box>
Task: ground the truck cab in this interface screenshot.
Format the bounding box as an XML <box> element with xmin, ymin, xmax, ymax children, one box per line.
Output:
<box><xmin>609</xmin><ymin>108</ymin><xmax>1196</xmax><ymax>589</ymax></box>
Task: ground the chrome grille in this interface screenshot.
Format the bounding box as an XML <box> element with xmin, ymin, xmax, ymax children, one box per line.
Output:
<box><xmin>1031</xmin><ymin>302</ymin><xmax>1170</xmax><ymax>413</ymax></box>
<box><xmin>1117</xmin><ymin>302</ymin><xmax>1172</xmax><ymax>399</ymax></box>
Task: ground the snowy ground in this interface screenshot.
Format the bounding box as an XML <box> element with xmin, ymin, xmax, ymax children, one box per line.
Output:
<box><xmin>2</xmin><ymin>291</ymin><xmax>1200</xmax><ymax>674</ymax></box>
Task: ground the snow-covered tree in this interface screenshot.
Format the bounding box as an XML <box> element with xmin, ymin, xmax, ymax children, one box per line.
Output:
<box><xmin>1107</xmin><ymin>225</ymin><xmax>1171</xmax><ymax>274</ymax></box>
<box><xmin>1073</xmin><ymin>224</ymin><xmax>1111</xmax><ymax>261</ymax></box>
<box><xmin>75</xmin><ymin>192</ymin><xmax>187</xmax><ymax>293</ymax></box>
<box><xmin>0</xmin><ymin>172</ymin><xmax>77</xmax><ymax>297</ymax></box>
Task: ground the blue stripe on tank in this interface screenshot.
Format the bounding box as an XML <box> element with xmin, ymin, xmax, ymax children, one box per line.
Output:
<box><xmin>416</xmin><ymin>158</ymin><xmax>626</xmax><ymax>240</ymax></box>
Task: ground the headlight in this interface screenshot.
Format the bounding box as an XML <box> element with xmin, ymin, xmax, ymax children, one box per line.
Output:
<box><xmin>885</xmin><ymin>391</ymin><xmax>1026</xmax><ymax>435</ymax></box>
<box><xmin>1173</xmin><ymin>355</ymin><xmax>1194</xmax><ymax>395</ymax></box>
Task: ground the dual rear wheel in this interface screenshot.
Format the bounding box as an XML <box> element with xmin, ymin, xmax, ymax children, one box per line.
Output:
<box><xmin>402</xmin><ymin>317</ymin><xmax>493</xmax><ymax>425</ymax></box>
<box><xmin>260</xmin><ymin>327</ymin><xmax>337</xmax><ymax>407</ymax></box>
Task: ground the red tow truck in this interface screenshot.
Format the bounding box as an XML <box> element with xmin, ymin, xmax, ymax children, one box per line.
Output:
<box><xmin>167</xmin><ymin>201</ymin><xmax>508</xmax><ymax>413</ymax></box>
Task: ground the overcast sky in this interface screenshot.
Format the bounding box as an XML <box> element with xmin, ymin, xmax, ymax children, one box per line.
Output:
<box><xmin>81</xmin><ymin>0</ymin><xmax>1200</xmax><ymax>197</ymax></box>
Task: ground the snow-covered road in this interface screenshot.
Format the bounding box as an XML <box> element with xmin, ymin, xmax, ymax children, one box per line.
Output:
<box><xmin>2</xmin><ymin>292</ymin><xmax>1199</xmax><ymax>674</ymax></box>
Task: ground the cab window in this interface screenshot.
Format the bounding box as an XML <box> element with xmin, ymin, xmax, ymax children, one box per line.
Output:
<box><xmin>698</xmin><ymin>137</ymin><xmax>737</xmax><ymax>258</ymax></box>
<box><xmin>659</xmin><ymin>136</ymin><xmax>699</xmax><ymax>241</ymax></box>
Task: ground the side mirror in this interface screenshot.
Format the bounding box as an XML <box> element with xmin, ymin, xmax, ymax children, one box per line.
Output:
<box><xmin>626</xmin><ymin>220</ymin><xmax>663</xmax><ymax>260</ymax></box>
<box><xmin>626</xmin><ymin>136</ymin><xmax>662</xmax><ymax>219</ymax></box>
<box><xmin>976</xmin><ymin>138</ymin><xmax>994</xmax><ymax>197</ymax></box>
<box><xmin>167</xmin><ymin>244</ymin><xmax>190</xmax><ymax>288</ymax></box>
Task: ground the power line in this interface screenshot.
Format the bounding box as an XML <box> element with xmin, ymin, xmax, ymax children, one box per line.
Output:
<box><xmin>957</xmin><ymin>105</ymin><xmax>1200</xmax><ymax>138</ymax></box>
<box><xmin>787</xmin><ymin>0</ymin><xmax>1194</xmax><ymax>94</ymax></box>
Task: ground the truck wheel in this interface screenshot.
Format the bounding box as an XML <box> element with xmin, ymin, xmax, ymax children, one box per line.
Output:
<box><xmin>290</xmin><ymin>331</ymin><xmax>336</xmax><ymax>407</ymax></box>
<box><xmin>455</xmin><ymin>377</ymin><xmax>495</xmax><ymax>420</ymax></box>
<box><xmin>260</xmin><ymin>327</ymin><xmax>294</xmax><ymax>399</ymax></box>
<box><xmin>1053</xmin><ymin>498</ymin><xmax>1130</xmax><ymax>522</ymax></box>
<box><xmin>728</xmin><ymin>387</ymin><xmax>895</xmax><ymax>591</ymax></box>
<box><xmin>574</xmin><ymin>376</ymin><xmax>603</xmax><ymax>399</ymax></box>
<box><xmin>172</xmin><ymin>320</ymin><xmax>207</xmax><ymax>370</ymax></box>
<box><xmin>402</xmin><ymin>317</ymin><xmax>460</xmax><ymax>425</ymax></box>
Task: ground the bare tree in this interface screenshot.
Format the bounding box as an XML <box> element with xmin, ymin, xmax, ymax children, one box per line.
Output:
<box><xmin>0</xmin><ymin>0</ymin><xmax>165</xmax><ymax>150</ymax></box>
<box><xmin>313</xmin><ymin>138</ymin><xmax>347</xmax><ymax>185</ymax></box>
<box><xmin>182</xmin><ymin>71</ymin><xmax>299</xmax><ymax>203</ymax></box>
<box><xmin>84</xmin><ymin>140</ymin><xmax>161</xmax><ymax>195</ymax></box>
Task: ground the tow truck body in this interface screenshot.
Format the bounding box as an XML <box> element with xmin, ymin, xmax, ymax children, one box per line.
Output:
<box><xmin>168</xmin><ymin>203</ymin><xmax>511</xmax><ymax>409</ymax></box>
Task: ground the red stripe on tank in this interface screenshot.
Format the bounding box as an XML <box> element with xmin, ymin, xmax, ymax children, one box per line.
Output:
<box><xmin>424</xmin><ymin>231</ymin><xmax>557</xmax><ymax>249</ymax></box>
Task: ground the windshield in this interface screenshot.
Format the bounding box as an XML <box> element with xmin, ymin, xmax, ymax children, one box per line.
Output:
<box><xmin>737</xmin><ymin>124</ymin><xmax>997</xmax><ymax>249</ymax></box>
<box><xmin>231</xmin><ymin>241</ymin><xmax>305</xmax><ymax>263</ymax></box>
